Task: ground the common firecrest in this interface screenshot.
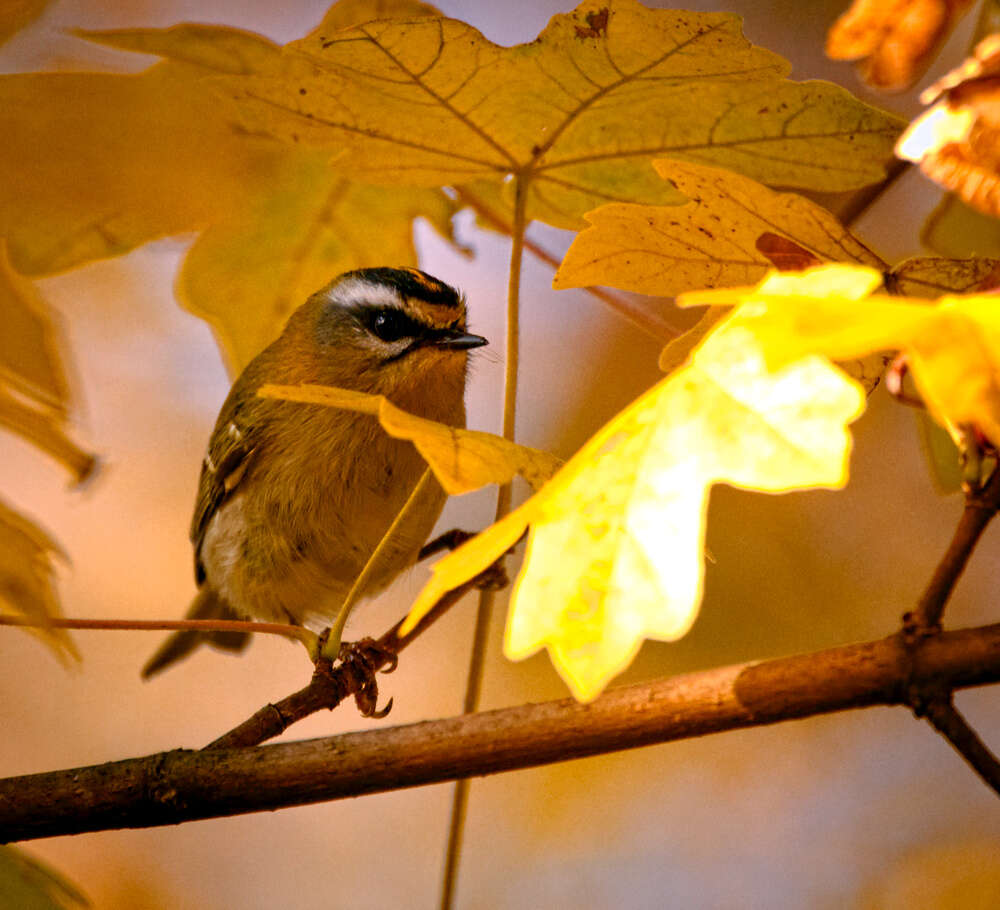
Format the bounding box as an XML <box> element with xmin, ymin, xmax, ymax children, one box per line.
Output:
<box><xmin>143</xmin><ymin>267</ymin><xmax>487</xmax><ymax>677</ymax></box>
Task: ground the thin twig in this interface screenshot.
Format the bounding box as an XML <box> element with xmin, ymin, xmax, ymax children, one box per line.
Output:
<box><xmin>440</xmin><ymin>175</ymin><xmax>530</xmax><ymax>910</ymax></box>
<box><xmin>0</xmin><ymin>615</ymin><xmax>313</xmax><ymax>647</ymax></box>
<box><xmin>5</xmin><ymin>621</ymin><xmax>1000</xmax><ymax>842</ymax></box>
<box><xmin>912</xmin><ymin>464</ymin><xmax>1000</xmax><ymax>632</ymax></box>
<box><xmin>922</xmin><ymin>694</ymin><xmax>1000</xmax><ymax>796</ymax></box>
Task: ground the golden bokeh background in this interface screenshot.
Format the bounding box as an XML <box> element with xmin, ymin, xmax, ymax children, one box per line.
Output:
<box><xmin>2</xmin><ymin>1</ymin><xmax>999</xmax><ymax>907</ymax></box>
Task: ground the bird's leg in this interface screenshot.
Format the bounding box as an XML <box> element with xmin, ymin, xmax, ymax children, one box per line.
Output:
<box><xmin>417</xmin><ymin>528</ymin><xmax>474</xmax><ymax>561</ymax></box>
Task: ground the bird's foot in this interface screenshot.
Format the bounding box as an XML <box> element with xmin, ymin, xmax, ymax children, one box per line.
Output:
<box><xmin>334</xmin><ymin>637</ymin><xmax>398</xmax><ymax>719</ymax></box>
<box><xmin>472</xmin><ymin>560</ymin><xmax>509</xmax><ymax>591</ymax></box>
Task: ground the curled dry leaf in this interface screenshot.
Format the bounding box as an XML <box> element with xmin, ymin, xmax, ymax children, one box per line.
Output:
<box><xmin>826</xmin><ymin>0</ymin><xmax>973</xmax><ymax>91</ymax></box>
<box><xmin>256</xmin><ymin>384</ymin><xmax>562</xmax><ymax>494</ymax></box>
<box><xmin>897</xmin><ymin>34</ymin><xmax>1000</xmax><ymax>217</ymax></box>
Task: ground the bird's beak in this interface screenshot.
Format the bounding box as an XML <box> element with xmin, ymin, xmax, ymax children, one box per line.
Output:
<box><xmin>429</xmin><ymin>330</ymin><xmax>489</xmax><ymax>350</ymax></box>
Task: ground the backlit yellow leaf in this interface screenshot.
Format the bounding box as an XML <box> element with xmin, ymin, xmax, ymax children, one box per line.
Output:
<box><xmin>66</xmin><ymin>21</ymin><xmax>460</xmax><ymax>373</ymax></box>
<box><xmin>555</xmin><ymin>160</ymin><xmax>889</xmax><ymax>390</ymax></box>
<box><xmin>76</xmin><ymin>23</ymin><xmax>286</xmax><ymax>74</ymax></box>
<box><xmin>406</xmin><ymin>315</ymin><xmax>863</xmax><ymax>700</ymax></box>
<box><xmin>683</xmin><ymin>264</ymin><xmax>1000</xmax><ymax>448</ymax></box>
<box><xmin>222</xmin><ymin>0</ymin><xmax>902</xmax><ymax>229</ymax></box>
<box><xmin>304</xmin><ymin>0</ymin><xmax>442</xmax><ymax>36</ymax></box>
<box><xmin>887</xmin><ymin>255</ymin><xmax>1000</xmax><ymax>296</ymax></box>
<box><xmin>0</xmin><ymin>498</ymin><xmax>78</xmax><ymax>663</ymax></box>
<box><xmin>257</xmin><ymin>384</ymin><xmax>562</xmax><ymax>494</ymax></box>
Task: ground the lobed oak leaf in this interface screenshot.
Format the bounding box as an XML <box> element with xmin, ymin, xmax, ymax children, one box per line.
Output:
<box><xmin>221</xmin><ymin>0</ymin><xmax>903</xmax><ymax>229</ymax></box>
<box><xmin>0</xmin><ymin>498</ymin><xmax>78</xmax><ymax>664</ymax></box>
<box><xmin>406</xmin><ymin>315</ymin><xmax>863</xmax><ymax>700</ymax></box>
<box><xmin>826</xmin><ymin>0</ymin><xmax>973</xmax><ymax>92</ymax></box>
<box><xmin>897</xmin><ymin>33</ymin><xmax>1000</xmax><ymax>217</ymax></box>
<box><xmin>256</xmin><ymin>384</ymin><xmax>562</xmax><ymax>494</ymax></box>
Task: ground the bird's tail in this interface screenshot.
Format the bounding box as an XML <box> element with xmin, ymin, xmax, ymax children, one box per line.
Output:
<box><xmin>141</xmin><ymin>586</ymin><xmax>250</xmax><ymax>679</ymax></box>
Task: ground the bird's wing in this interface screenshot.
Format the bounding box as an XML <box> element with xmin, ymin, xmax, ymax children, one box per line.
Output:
<box><xmin>190</xmin><ymin>405</ymin><xmax>257</xmax><ymax>583</ymax></box>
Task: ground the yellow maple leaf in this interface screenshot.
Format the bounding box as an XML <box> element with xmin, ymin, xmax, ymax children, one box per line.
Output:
<box><xmin>179</xmin><ymin>151</ymin><xmax>459</xmax><ymax>372</ymax></box>
<box><xmin>67</xmin><ymin>20</ymin><xmax>460</xmax><ymax>373</ymax></box>
<box><xmin>257</xmin><ymin>384</ymin><xmax>562</xmax><ymax>494</ymax></box>
<box><xmin>0</xmin><ymin>60</ymin><xmax>280</xmax><ymax>277</ymax></box>
<box><xmin>555</xmin><ymin>159</ymin><xmax>885</xmax><ymax>295</ymax></box>
<box><xmin>405</xmin><ymin>314</ymin><xmax>863</xmax><ymax>701</ymax></box>
<box><xmin>222</xmin><ymin>0</ymin><xmax>902</xmax><ymax>229</ymax></box>
<box><xmin>554</xmin><ymin>160</ymin><xmax>890</xmax><ymax>389</ymax></box>
<box><xmin>683</xmin><ymin>264</ymin><xmax>1000</xmax><ymax>448</ymax></box>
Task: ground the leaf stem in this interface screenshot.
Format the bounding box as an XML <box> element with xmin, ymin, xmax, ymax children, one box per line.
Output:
<box><xmin>440</xmin><ymin>174</ymin><xmax>529</xmax><ymax>910</ymax></box>
<box><xmin>321</xmin><ymin>467</ymin><xmax>437</xmax><ymax>658</ymax></box>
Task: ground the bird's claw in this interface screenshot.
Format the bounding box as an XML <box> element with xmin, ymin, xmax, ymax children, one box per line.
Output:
<box><xmin>335</xmin><ymin>637</ymin><xmax>399</xmax><ymax>718</ymax></box>
<box><xmin>472</xmin><ymin>561</ymin><xmax>509</xmax><ymax>591</ymax></box>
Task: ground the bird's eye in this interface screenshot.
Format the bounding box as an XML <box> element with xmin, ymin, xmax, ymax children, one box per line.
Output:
<box><xmin>368</xmin><ymin>308</ymin><xmax>412</xmax><ymax>343</ymax></box>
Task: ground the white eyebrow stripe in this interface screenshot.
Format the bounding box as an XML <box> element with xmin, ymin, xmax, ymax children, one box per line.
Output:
<box><xmin>325</xmin><ymin>277</ymin><xmax>402</xmax><ymax>309</ymax></box>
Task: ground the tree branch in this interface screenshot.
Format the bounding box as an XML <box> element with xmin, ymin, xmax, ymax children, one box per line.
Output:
<box><xmin>922</xmin><ymin>695</ymin><xmax>1000</xmax><ymax>796</ymax></box>
<box><xmin>205</xmin><ymin>572</ymin><xmax>490</xmax><ymax>750</ymax></box>
<box><xmin>4</xmin><ymin>621</ymin><xmax>1000</xmax><ymax>843</ymax></box>
<box><xmin>911</xmin><ymin>463</ymin><xmax>1000</xmax><ymax>632</ymax></box>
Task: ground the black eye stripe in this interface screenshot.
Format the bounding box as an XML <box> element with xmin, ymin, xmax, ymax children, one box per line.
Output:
<box><xmin>362</xmin><ymin>307</ymin><xmax>422</xmax><ymax>343</ymax></box>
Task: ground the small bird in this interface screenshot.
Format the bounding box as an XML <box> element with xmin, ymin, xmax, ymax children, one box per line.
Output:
<box><xmin>143</xmin><ymin>267</ymin><xmax>487</xmax><ymax>678</ymax></box>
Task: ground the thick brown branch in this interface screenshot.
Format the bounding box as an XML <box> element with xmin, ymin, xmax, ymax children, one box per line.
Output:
<box><xmin>4</xmin><ymin>622</ymin><xmax>1000</xmax><ymax>843</ymax></box>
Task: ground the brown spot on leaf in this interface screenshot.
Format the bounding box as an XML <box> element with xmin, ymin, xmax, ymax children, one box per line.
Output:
<box><xmin>575</xmin><ymin>8</ymin><xmax>609</xmax><ymax>39</ymax></box>
<box><xmin>755</xmin><ymin>232</ymin><xmax>823</xmax><ymax>271</ymax></box>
